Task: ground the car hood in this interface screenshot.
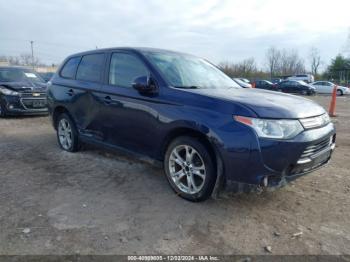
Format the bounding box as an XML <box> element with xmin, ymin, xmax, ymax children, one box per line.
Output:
<box><xmin>188</xmin><ymin>88</ymin><xmax>326</xmax><ymax>119</ymax></box>
<box><xmin>0</xmin><ymin>81</ymin><xmax>47</xmax><ymax>92</ymax></box>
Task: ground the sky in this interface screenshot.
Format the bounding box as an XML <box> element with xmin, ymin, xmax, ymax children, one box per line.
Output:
<box><xmin>0</xmin><ymin>0</ymin><xmax>349</xmax><ymax>71</ymax></box>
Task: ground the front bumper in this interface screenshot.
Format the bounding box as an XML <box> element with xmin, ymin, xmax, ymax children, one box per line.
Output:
<box><xmin>217</xmin><ymin>122</ymin><xmax>336</xmax><ymax>193</ymax></box>
<box><xmin>1</xmin><ymin>94</ymin><xmax>48</xmax><ymax>115</ymax></box>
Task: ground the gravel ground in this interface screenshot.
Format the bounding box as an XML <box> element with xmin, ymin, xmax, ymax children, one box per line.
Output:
<box><xmin>0</xmin><ymin>95</ymin><xmax>349</xmax><ymax>255</ymax></box>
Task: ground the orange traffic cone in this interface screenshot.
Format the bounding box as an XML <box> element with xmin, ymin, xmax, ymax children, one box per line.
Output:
<box><xmin>252</xmin><ymin>82</ymin><xmax>256</xmax><ymax>88</ymax></box>
<box><xmin>328</xmin><ymin>85</ymin><xmax>337</xmax><ymax>117</ymax></box>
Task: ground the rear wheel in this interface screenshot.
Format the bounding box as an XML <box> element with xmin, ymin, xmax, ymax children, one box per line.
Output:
<box><xmin>164</xmin><ymin>136</ymin><xmax>216</xmax><ymax>202</ymax></box>
<box><xmin>56</xmin><ymin>113</ymin><xmax>80</xmax><ymax>152</ymax></box>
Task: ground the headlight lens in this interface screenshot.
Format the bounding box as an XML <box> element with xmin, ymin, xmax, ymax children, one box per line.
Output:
<box><xmin>0</xmin><ymin>87</ymin><xmax>19</xmax><ymax>96</ymax></box>
<box><xmin>234</xmin><ymin>116</ymin><xmax>304</xmax><ymax>139</ymax></box>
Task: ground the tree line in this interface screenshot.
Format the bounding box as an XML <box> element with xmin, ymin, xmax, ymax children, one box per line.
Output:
<box><xmin>0</xmin><ymin>53</ymin><xmax>53</xmax><ymax>68</ymax></box>
<box><xmin>220</xmin><ymin>46</ymin><xmax>350</xmax><ymax>84</ymax></box>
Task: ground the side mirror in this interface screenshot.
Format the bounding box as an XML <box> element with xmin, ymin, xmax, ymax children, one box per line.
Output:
<box><xmin>132</xmin><ymin>76</ymin><xmax>157</xmax><ymax>94</ymax></box>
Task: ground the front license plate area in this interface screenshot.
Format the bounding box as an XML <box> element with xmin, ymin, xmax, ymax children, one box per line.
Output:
<box><xmin>32</xmin><ymin>101</ymin><xmax>46</xmax><ymax>108</ymax></box>
<box><xmin>311</xmin><ymin>149</ymin><xmax>331</xmax><ymax>167</ymax></box>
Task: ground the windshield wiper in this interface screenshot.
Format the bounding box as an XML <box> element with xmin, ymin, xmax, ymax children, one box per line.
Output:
<box><xmin>173</xmin><ymin>85</ymin><xmax>200</xmax><ymax>89</ymax></box>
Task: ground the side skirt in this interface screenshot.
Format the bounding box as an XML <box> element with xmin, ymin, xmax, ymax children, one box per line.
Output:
<box><xmin>79</xmin><ymin>135</ymin><xmax>163</xmax><ymax>168</ymax></box>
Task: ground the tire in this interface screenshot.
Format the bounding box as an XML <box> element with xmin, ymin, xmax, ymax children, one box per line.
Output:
<box><xmin>0</xmin><ymin>100</ymin><xmax>7</xmax><ymax>118</ymax></box>
<box><xmin>337</xmin><ymin>89</ymin><xmax>343</xmax><ymax>96</ymax></box>
<box><xmin>56</xmin><ymin>113</ymin><xmax>80</xmax><ymax>152</ymax></box>
<box><xmin>164</xmin><ymin>136</ymin><xmax>216</xmax><ymax>202</ymax></box>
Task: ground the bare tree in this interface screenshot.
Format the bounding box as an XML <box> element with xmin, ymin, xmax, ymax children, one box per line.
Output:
<box><xmin>277</xmin><ymin>49</ymin><xmax>305</xmax><ymax>75</ymax></box>
<box><xmin>265</xmin><ymin>47</ymin><xmax>281</xmax><ymax>79</ymax></box>
<box><xmin>309</xmin><ymin>47</ymin><xmax>322</xmax><ymax>76</ymax></box>
<box><xmin>19</xmin><ymin>53</ymin><xmax>40</xmax><ymax>67</ymax></box>
<box><xmin>219</xmin><ymin>58</ymin><xmax>259</xmax><ymax>79</ymax></box>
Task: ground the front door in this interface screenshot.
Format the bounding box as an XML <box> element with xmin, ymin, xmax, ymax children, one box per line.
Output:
<box><xmin>98</xmin><ymin>51</ymin><xmax>160</xmax><ymax>157</ymax></box>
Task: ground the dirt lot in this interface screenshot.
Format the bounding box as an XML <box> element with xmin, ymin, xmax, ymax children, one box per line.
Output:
<box><xmin>0</xmin><ymin>95</ymin><xmax>349</xmax><ymax>255</ymax></box>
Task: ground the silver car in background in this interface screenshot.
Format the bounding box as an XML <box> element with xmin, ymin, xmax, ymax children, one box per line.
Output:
<box><xmin>311</xmin><ymin>81</ymin><xmax>350</xmax><ymax>96</ymax></box>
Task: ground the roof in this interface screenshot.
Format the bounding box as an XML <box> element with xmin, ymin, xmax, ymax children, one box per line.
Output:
<box><xmin>67</xmin><ymin>47</ymin><xmax>193</xmax><ymax>58</ymax></box>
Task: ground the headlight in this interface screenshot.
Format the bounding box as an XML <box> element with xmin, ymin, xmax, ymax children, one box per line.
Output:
<box><xmin>0</xmin><ymin>87</ymin><xmax>19</xmax><ymax>96</ymax></box>
<box><xmin>234</xmin><ymin>116</ymin><xmax>304</xmax><ymax>139</ymax></box>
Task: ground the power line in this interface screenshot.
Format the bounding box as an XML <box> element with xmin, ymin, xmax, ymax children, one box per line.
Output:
<box><xmin>0</xmin><ymin>37</ymin><xmax>92</xmax><ymax>50</ymax></box>
<box><xmin>30</xmin><ymin>40</ymin><xmax>34</xmax><ymax>69</ymax></box>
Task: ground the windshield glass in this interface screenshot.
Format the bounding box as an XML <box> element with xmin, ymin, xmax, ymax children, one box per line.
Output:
<box><xmin>0</xmin><ymin>68</ymin><xmax>45</xmax><ymax>83</ymax></box>
<box><xmin>297</xmin><ymin>80</ymin><xmax>308</xmax><ymax>85</ymax></box>
<box><xmin>143</xmin><ymin>52</ymin><xmax>240</xmax><ymax>89</ymax></box>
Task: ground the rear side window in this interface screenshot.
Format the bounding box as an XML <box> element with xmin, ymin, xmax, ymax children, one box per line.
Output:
<box><xmin>76</xmin><ymin>54</ymin><xmax>105</xmax><ymax>83</ymax></box>
<box><xmin>60</xmin><ymin>57</ymin><xmax>81</xmax><ymax>79</ymax></box>
<box><xmin>109</xmin><ymin>53</ymin><xmax>149</xmax><ymax>88</ymax></box>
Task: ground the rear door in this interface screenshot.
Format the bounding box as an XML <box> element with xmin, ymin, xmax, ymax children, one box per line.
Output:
<box><xmin>312</xmin><ymin>81</ymin><xmax>323</xmax><ymax>93</ymax></box>
<box><xmin>52</xmin><ymin>53</ymin><xmax>106</xmax><ymax>136</ymax></box>
<box><xmin>98</xmin><ymin>51</ymin><xmax>160</xmax><ymax>156</ymax></box>
<box><xmin>282</xmin><ymin>81</ymin><xmax>292</xmax><ymax>93</ymax></box>
<box><xmin>72</xmin><ymin>53</ymin><xmax>106</xmax><ymax>136</ymax></box>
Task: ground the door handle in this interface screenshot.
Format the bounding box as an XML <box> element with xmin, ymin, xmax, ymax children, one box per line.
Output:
<box><xmin>67</xmin><ymin>89</ymin><xmax>74</xmax><ymax>96</ymax></box>
<box><xmin>104</xmin><ymin>96</ymin><xmax>112</xmax><ymax>105</ymax></box>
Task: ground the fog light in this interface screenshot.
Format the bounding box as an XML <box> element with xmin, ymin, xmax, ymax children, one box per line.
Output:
<box><xmin>9</xmin><ymin>105</ymin><xmax>14</xmax><ymax>109</ymax></box>
<box><xmin>262</xmin><ymin>176</ymin><xmax>268</xmax><ymax>187</ymax></box>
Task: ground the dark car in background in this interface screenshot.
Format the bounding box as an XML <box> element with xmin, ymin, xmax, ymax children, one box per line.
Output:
<box><xmin>38</xmin><ymin>72</ymin><xmax>55</xmax><ymax>82</ymax></box>
<box><xmin>47</xmin><ymin>47</ymin><xmax>335</xmax><ymax>201</ymax></box>
<box><xmin>232</xmin><ymin>78</ymin><xmax>251</xmax><ymax>88</ymax></box>
<box><xmin>254</xmin><ymin>80</ymin><xmax>276</xmax><ymax>90</ymax></box>
<box><xmin>0</xmin><ymin>67</ymin><xmax>48</xmax><ymax>117</ymax></box>
<box><xmin>271</xmin><ymin>78</ymin><xmax>283</xmax><ymax>84</ymax></box>
<box><xmin>277</xmin><ymin>80</ymin><xmax>316</xmax><ymax>96</ymax></box>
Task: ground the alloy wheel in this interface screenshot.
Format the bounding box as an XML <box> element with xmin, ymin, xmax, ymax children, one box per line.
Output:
<box><xmin>168</xmin><ymin>145</ymin><xmax>206</xmax><ymax>194</ymax></box>
<box><xmin>58</xmin><ymin>118</ymin><xmax>73</xmax><ymax>150</ymax></box>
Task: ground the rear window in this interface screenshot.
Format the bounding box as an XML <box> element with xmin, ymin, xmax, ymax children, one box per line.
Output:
<box><xmin>60</xmin><ymin>57</ymin><xmax>81</xmax><ymax>79</ymax></box>
<box><xmin>76</xmin><ymin>54</ymin><xmax>105</xmax><ymax>83</ymax></box>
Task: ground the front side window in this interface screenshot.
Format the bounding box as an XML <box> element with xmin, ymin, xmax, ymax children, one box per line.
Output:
<box><xmin>109</xmin><ymin>53</ymin><xmax>149</xmax><ymax>88</ymax></box>
<box><xmin>76</xmin><ymin>54</ymin><xmax>105</xmax><ymax>82</ymax></box>
<box><xmin>143</xmin><ymin>51</ymin><xmax>240</xmax><ymax>89</ymax></box>
<box><xmin>60</xmin><ymin>57</ymin><xmax>81</xmax><ymax>79</ymax></box>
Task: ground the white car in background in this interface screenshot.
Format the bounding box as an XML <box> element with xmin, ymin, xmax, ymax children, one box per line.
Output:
<box><xmin>310</xmin><ymin>81</ymin><xmax>350</xmax><ymax>96</ymax></box>
<box><xmin>287</xmin><ymin>74</ymin><xmax>314</xmax><ymax>83</ymax></box>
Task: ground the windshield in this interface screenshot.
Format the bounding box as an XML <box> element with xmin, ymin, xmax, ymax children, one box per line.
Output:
<box><xmin>297</xmin><ymin>80</ymin><xmax>308</xmax><ymax>85</ymax></box>
<box><xmin>143</xmin><ymin>52</ymin><xmax>240</xmax><ymax>89</ymax></box>
<box><xmin>0</xmin><ymin>68</ymin><xmax>45</xmax><ymax>83</ymax></box>
<box><xmin>264</xmin><ymin>80</ymin><xmax>273</xmax><ymax>85</ymax></box>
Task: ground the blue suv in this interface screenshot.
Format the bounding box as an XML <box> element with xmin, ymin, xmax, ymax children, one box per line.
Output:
<box><xmin>47</xmin><ymin>48</ymin><xmax>336</xmax><ymax>201</ymax></box>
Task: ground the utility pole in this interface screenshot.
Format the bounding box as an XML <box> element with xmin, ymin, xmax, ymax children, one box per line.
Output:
<box><xmin>30</xmin><ymin>40</ymin><xmax>34</xmax><ymax>69</ymax></box>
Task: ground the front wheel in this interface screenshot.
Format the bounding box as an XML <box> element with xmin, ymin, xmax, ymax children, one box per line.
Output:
<box><xmin>337</xmin><ymin>89</ymin><xmax>343</xmax><ymax>96</ymax></box>
<box><xmin>164</xmin><ymin>136</ymin><xmax>216</xmax><ymax>202</ymax></box>
<box><xmin>56</xmin><ymin>113</ymin><xmax>80</xmax><ymax>152</ymax></box>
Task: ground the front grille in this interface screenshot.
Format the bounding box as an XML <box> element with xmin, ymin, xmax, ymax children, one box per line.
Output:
<box><xmin>300</xmin><ymin>136</ymin><xmax>331</xmax><ymax>158</ymax></box>
<box><xmin>21</xmin><ymin>98</ymin><xmax>47</xmax><ymax>109</ymax></box>
<box><xmin>21</xmin><ymin>92</ymin><xmax>46</xmax><ymax>98</ymax></box>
